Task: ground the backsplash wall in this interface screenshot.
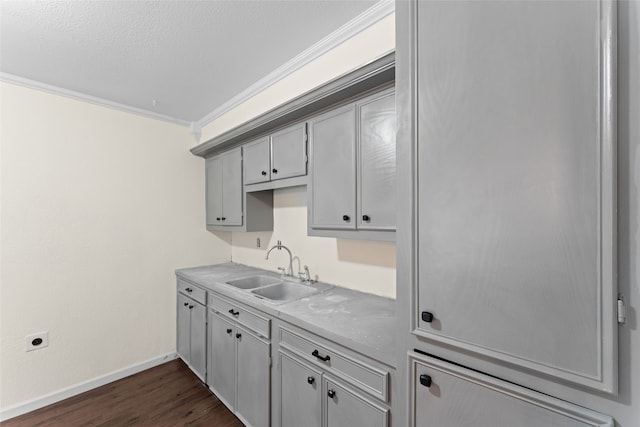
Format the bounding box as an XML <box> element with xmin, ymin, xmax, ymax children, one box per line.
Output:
<box><xmin>231</xmin><ymin>186</ymin><xmax>397</xmax><ymax>298</ymax></box>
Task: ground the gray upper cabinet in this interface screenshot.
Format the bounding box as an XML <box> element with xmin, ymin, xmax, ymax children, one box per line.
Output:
<box><xmin>308</xmin><ymin>87</ymin><xmax>396</xmax><ymax>241</ymax></box>
<box><xmin>206</xmin><ymin>147</ymin><xmax>243</xmax><ymax>227</ymax></box>
<box><xmin>271</xmin><ymin>123</ymin><xmax>307</xmax><ymax>180</ymax></box>
<box><xmin>243</xmin><ymin>137</ymin><xmax>271</xmax><ymax>185</ymax></box>
<box><xmin>243</xmin><ymin>123</ymin><xmax>307</xmax><ymax>186</ymax></box>
<box><xmin>309</xmin><ymin>104</ymin><xmax>357</xmax><ymax>230</ymax></box>
<box><xmin>397</xmin><ymin>0</ymin><xmax>617</xmax><ymax>395</ymax></box>
<box><xmin>357</xmin><ymin>90</ymin><xmax>396</xmax><ymax>231</ymax></box>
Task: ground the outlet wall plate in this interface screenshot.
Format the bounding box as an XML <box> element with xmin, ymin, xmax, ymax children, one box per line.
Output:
<box><xmin>26</xmin><ymin>331</ymin><xmax>49</xmax><ymax>352</ymax></box>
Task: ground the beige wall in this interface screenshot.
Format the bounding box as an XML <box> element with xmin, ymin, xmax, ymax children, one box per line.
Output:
<box><xmin>202</xmin><ymin>14</ymin><xmax>396</xmax><ymax>298</ymax></box>
<box><xmin>0</xmin><ymin>82</ymin><xmax>231</xmax><ymax>410</ymax></box>
<box><xmin>232</xmin><ymin>186</ymin><xmax>396</xmax><ymax>298</ymax></box>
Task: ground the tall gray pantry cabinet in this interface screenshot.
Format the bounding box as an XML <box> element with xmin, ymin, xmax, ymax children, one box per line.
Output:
<box><xmin>395</xmin><ymin>0</ymin><xmax>617</xmax><ymax>425</ymax></box>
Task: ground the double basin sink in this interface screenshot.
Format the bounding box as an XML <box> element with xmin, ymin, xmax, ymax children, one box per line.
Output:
<box><xmin>224</xmin><ymin>274</ymin><xmax>327</xmax><ymax>304</ymax></box>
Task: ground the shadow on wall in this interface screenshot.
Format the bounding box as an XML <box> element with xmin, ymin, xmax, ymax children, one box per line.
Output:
<box><xmin>336</xmin><ymin>239</ymin><xmax>396</xmax><ymax>268</ymax></box>
<box><xmin>209</xmin><ymin>230</ymin><xmax>233</xmax><ymax>247</ymax></box>
<box><xmin>231</xmin><ymin>231</ymin><xmax>274</xmax><ymax>249</ymax></box>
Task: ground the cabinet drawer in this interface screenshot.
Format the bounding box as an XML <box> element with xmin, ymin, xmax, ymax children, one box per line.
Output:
<box><xmin>178</xmin><ymin>279</ymin><xmax>206</xmax><ymax>305</ymax></box>
<box><xmin>410</xmin><ymin>351</ymin><xmax>613</xmax><ymax>427</ymax></box>
<box><xmin>279</xmin><ymin>327</ymin><xmax>389</xmax><ymax>402</ymax></box>
<box><xmin>209</xmin><ymin>294</ymin><xmax>270</xmax><ymax>339</ymax></box>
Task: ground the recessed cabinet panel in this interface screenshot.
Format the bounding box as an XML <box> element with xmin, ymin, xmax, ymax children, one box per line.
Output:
<box><xmin>221</xmin><ymin>148</ymin><xmax>243</xmax><ymax>226</ymax></box>
<box><xmin>236</xmin><ymin>327</ymin><xmax>270</xmax><ymax>427</ymax></box>
<box><xmin>244</xmin><ymin>137</ymin><xmax>271</xmax><ymax>185</ymax></box>
<box><xmin>410</xmin><ymin>353</ymin><xmax>613</xmax><ymax>427</ymax></box>
<box><xmin>190</xmin><ymin>301</ymin><xmax>207</xmax><ymax>380</ymax></box>
<box><xmin>271</xmin><ymin>123</ymin><xmax>307</xmax><ymax>181</ymax></box>
<box><xmin>280</xmin><ymin>352</ymin><xmax>322</xmax><ymax>427</ymax></box>
<box><xmin>325</xmin><ymin>378</ymin><xmax>388</xmax><ymax>427</ymax></box>
<box><xmin>209</xmin><ymin>311</ymin><xmax>236</xmax><ymax>410</ymax></box>
<box><xmin>309</xmin><ymin>105</ymin><xmax>357</xmax><ymax>230</ymax></box>
<box><xmin>177</xmin><ymin>290</ymin><xmax>206</xmax><ymax>382</ymax></box>
<box><xmin>413</xmin><ymin>0</ymin><xmax>616</xmax><ymax>391</ymax></box>
<box><xmin>206</xmin><ymin>147</ymin><xmax>243</xmax><ymax>227</ymax></box>
<box><xmin>358</xmin><ymin>90</ymin><xmax>396</xmax><ymax>231</ymax></box>
<box><xmin>205</xmin><ymin>156</ymin><xmax>223</xmax><ymax>225</ymax></box>
<box><xmin>177</xmin><ymin>294</ymin><xmax>190</xmax><ymax>361</ymax></box>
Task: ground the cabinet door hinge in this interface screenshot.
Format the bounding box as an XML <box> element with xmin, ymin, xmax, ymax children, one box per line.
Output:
<box><xmin>618</xmin><ymin>295</ymin><xmax>626</xmax><ymax>324</ymax></box>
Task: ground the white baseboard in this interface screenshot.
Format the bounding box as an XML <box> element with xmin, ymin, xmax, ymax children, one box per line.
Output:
<box><xmin>0</xmin><ymin>352</ymin><xmax>178</xmax><ymax>422</ymax></box>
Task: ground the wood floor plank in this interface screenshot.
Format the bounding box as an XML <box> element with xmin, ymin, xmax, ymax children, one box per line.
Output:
<box><xmin>1</xmin><ymin>359</ymin><xmax>244</xmax><ymax>427</ymax></box>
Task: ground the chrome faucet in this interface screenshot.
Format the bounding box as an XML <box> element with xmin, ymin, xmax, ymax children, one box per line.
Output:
<box><xmin>265</xmin><ymin>240</ymin><xmax>294</xmax><ymax>277</ymax></box>
<box><xmin>298</xmin><ymin>265</ymin><xmax>311</xmax><ymax>283</ymax></box>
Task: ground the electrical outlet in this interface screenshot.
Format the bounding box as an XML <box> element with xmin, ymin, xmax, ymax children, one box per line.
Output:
<box><xmin>26</xmin><ymin>331</ymin><xmax>49</xmax><ymax>352</ymax></box>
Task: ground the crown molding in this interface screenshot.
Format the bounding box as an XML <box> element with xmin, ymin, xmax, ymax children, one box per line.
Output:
<box><xmin>196</xmin><ymin>0</ymin><xmax>395</xmax><ymax>129</ymax></box>
<box><xmin>191</xmin><ymin>52</ymin><xmax>394</xmax><ymax>158</ymax></box>
<box><xmin>0</xmin><ymin>73</ymin><xmax>191</xmax><ymax>127</ymax></box>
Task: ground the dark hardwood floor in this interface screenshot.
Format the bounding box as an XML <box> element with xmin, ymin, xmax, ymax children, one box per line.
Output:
<box><xmin>2</xmin><ymin>359</ymin><xmax>244</xmax><ymax>427</ymax></box>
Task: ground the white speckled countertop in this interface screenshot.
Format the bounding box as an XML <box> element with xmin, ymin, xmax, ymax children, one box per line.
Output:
<box><xmin>175</xmin><ymin>262</ymin><xmax>396</xmax><ymax>368</ymax></box>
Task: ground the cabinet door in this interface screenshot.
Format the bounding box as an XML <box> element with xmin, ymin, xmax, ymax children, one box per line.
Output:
<box><xmin>325</xmin><ymin>379</ymin><xmax>388</xmax><ymax>427</ymax></box>
<box><xmin>190</xmin><ymin>301</ymin><xmax>207</xmax><ymax>381</ymax></box>
<box><xmin>280</xmin><ymin>352</ymin><xmax>321</xmax><ymax>427</ymax></box>
<box><xmin>177</xmin><ymin>294</ymin><xmax>191</xmax><ymax>362</ymax></box>
<box><xmin>309</xmin><ymin>105</ymin><xmax>356</xmax><ymax>230</ymax></box>
<box><xmin>209</xmin><ymin>311</ymin><xmax>236</xmax><ymax>410</ymax></box>
<box><xmin>236</xmin><ymin>327</ymin><xmax>270</xmax><ymax>427</ymax></box>
<box><xmin>244</xmin><ymin>137</ymin><xmax>270</xmax><ymax>185</ymax></box>
<box><xmin>410</xmin><ymin>353</ymin><xmax>612</xmax><ymax>427</ymax></box>
<box><xmin>271</xmin><ymin>123</ymin><xmax>307</xmax><ymax>181</ymax></box>
<box><xmin>205</xmin><ymin>156</ymin><xmax>223</xmax><ymax>225</ymax></box>
<box><xmin>221</xmin><ymin>148</ymin><xmax>243</xmax><ymax>226</ymax></box>
<box><xmin>358</xmin><ymin>90</ymin><xmax>396</xmax><ymax>231</ymax></box>
<box><xmin>413</xmin><ymin>0</ymin><xmax>616</xmax><ymax>392</ymax></box>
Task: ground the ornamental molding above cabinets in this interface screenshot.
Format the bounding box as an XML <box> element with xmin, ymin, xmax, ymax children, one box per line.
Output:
<box><xmin>190</xmin><ymin>53</ymin><xmax>394</xmax><ymax>159</ymax></box>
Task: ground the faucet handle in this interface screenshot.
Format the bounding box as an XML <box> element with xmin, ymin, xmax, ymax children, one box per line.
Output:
<box><xmin>277</xmin><ymin>267</ymin><xmax>286</xmax><ymax>275</ymax></box>
<box><xmin>299</xmin><ymin>265</ymin><xmax>311</xmax><ymax>283</ymax></box>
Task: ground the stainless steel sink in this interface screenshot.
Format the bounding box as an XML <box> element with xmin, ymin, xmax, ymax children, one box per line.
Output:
<box><xmin>225</xmin><ymin>275</ymin><xmax>282</xmax><ymax>290</ymax></box>
<box><xmin>251</xmin><ymin>282</ymin><xmax>318</xmax><ymax>302</ymax></box>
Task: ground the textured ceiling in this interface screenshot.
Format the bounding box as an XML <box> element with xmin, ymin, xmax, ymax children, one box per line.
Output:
<box><xmin>0</xmin><ymin>0</ymin><xmax>378</xmax><ymax>123</ymax></box>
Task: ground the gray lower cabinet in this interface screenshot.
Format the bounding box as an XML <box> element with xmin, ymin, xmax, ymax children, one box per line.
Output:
<box><xmin>397</xmin><ymin>0</ymin><xmax>618</xmax><ymax>395</ymax></box>
<box><xmin>279</xmin><ymin>351</ymin><xmax>388</xmax><ymax>427</ymax></box>
<box><xmin>325</xmin><ymin>378</ymin><xmax>387</xmax><ymax>427</ymax></box>
<box><xmin>409</xmin><ymin>352</ymin><xmax>613</xmax><ymax>427</ymax></box>
<box><xmin>209</xmin><ymin>312</ymin><xmax>236</xmax><ymax>409</ymax></box>
<box><xmin>280</xmin><ymin>352</ymin><xmax>322</xmax><ymax>427</ymax></box>
<box><xmin>206</xmin><ymin>147</ymin><xmax>242</xmax><ymax>227</ymax></box>
<box><xmin>244</xmin><ymin>123</ymin><xmax>307</xmax><ymax>185</ymax></box>
<box><xmin>176</xmin><ymin>282</ymin><xmax>207</xmax><ymax>382</ymax></box>
<box><xmin>278</xmin><ymin>326</ymin><xmax>390</xmax><ymax>427</ymax></box>
<box><xmin>208</xmin><ymin>300</ymin><xmax>271</xmax><ymax>427</ymax></box>
<box><xmin>308</xmin><ymin>87</ymin><xmax>396</xmax><ymax>241</ymax></box>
